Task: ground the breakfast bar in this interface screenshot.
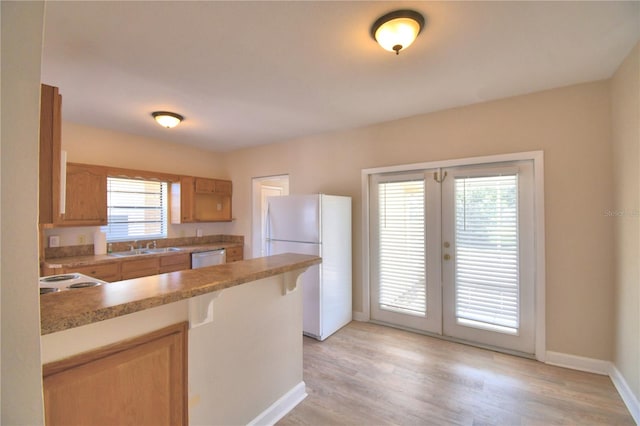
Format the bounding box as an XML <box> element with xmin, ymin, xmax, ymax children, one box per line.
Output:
<box><xmin>40</xmin><ymin>253</ymin><xmax>321</xmax><ymax>425</ymax></box>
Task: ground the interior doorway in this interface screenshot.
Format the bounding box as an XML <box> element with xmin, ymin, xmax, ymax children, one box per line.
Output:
<box><xmin>251</xmin><ymin>175</ymin><xmax>289</xmax><ymax>258</ymax></box>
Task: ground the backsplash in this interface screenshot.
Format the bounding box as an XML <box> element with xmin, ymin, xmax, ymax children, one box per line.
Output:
<box><xmin>45</xmin><ymin>234</ymin><xmax>244</xmax><ymax>259</ymax></box>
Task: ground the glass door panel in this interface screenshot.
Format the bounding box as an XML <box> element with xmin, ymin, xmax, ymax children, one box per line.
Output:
<box><xmin>370</xmin><ymin>171</ymin><xmax>441</xmax><ymax>334</ymax></box>
<box><xmin>442</xmin><ymin>162</ymin><xmax>535</xmax><ymax>354</ymax></box>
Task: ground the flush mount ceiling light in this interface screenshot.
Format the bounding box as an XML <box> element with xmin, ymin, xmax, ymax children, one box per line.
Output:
<box><xmin>151</xmin><ymin>111</ymin><xmax>184</xmax><ymax>128</ymax></box>
<box><xmin>370</xmin><ymin>9</ymin><xmax>425</xmax><ymax>55</ymax></box>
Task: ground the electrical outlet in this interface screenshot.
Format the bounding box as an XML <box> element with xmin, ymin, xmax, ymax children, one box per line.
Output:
<box><xmin>196</xmin><ymin>228</ymin><xmax>203</xmax><ymax>237</ymax></box>
<box><xmin>78</xmin><ymin>234</ymin><xmax>86</xmax><ymax>244</ymax></box>
<box><xmin>217</xmin><ymin>203</ymin><xmax>222</xmax><ymax>211</ymax></box>
<box><xmin>49</xmin><ymin>235</ymin><xmax>60</xmax><ymax>248</ymax></box>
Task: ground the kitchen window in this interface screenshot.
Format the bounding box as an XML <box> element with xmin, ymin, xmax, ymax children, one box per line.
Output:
<box><xmin>102</xmin><ymin>177</ymin><xmax>168</xmax><ymax>242</ymax></box>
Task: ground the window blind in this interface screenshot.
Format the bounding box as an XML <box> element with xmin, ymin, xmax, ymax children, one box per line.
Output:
<box><xmin>378</xmin><ymin>179</ymin><xmax>426</xmax><ymax>316</ymax></box>
<box><xmin>454</xmin><ymin>174</ymin><xmax>519</xmax><ymax>333</ymax></box>
<box><xmin>103</xmin><ymin>177</ymin><xmax>168</xmax><ymax>242</ymax></box>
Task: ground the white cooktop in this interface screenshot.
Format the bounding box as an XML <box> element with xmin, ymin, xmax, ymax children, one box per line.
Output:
<box><xmin>39</xmin><ymin>273</ymin><xmax>107</xmax><ymax>294</ymax></box>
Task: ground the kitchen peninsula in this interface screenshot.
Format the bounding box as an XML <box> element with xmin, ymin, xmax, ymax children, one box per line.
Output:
<box><xmin>40</xmin><ymin>253</ymin><xmax>321</xmax><ymax>425</ymax></box>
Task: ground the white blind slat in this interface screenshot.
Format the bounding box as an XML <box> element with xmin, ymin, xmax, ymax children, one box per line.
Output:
<box><xmin>102</xmin><ymin>177</ymin><xmax>168</xmax><ymax>242</ymax></box>
<box><xmin>378</xmin><ymin>179</ymin><xmax>426</xmax><ymax>316</ymax></box>
<box><xmin>454</xmin><ymin>174</ymin><xmax>519</xmax><ymax>332</ymax></box>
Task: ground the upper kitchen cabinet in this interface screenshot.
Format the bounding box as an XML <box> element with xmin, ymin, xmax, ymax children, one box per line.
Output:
<box><xmin>39</xmin><ymin>84</ymin><xmax>63</xmax><ymax>225</ymax></box>
<box><xmin>194</xmin><ymin>177</ymin><xmax>231</xmax><ymax>195</ymax></box>
<box><xmin>171</xmin><ymin>176</ymin><xmax>232</xmax><ymax>223</ymax></box>
<box><xmin>60</xmin><ymin>163</ymin><xmax>108</xmax><ymax>226</ymax></box>
<box><xmin>38</xmin><ymin>85</ymin><xmax>107</xmax><ymax>227</ymax></box>
<box><xmin>171</xmin><ymin>176</ymin><xmax>195</xmax><ymax>223</ymax></box>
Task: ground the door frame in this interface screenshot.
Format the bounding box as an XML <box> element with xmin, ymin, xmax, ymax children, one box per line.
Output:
<box><xmin>361</xmin><ymin>151</ymin><xmax>546</xmax><ymax>361</ymax></box>
<box><xmin>251</xmin><ymin>175</ymin><xmax>289</xmax><ymax>259</ymax></box>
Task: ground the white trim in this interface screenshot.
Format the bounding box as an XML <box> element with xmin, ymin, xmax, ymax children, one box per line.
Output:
<box><xmin>251</xmin><ymin>175</ymin><xmax>290</xmax><ymax>259</ymax></box>
<box><xmin>247</xmin><ymin>381</ymin><xmax>307</xmax><ymax>426</ymax></box>
<box><xmin>610</xmin><ymin>365</ymin><xmax>640</xmax><ymax>424</ymax></box>
<box><xmin>361</xmin><ymin>151</ymin><xmax>545</xmax><ymax>175</ymax></box>
<box><xmin>360</xmin><ymin>171</ymin><xmax>371</xmax><ymax>320</ymax></box>
<box><xmin>545</xmin><ymin>351</ymin><xmax>610</xmax><ymax>375</ymax></box>
<box><xmin>361</xmin><ymin>151</ymin><xmax>546</xmax><ymax>359</ymax></box>
<box><xmin>532</xmin><ymin>151</ymin><xmax>546</xmax><ymax>362</ymax></box>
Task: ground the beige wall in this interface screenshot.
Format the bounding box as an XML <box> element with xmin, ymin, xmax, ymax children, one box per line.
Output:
<box><xmin>0</xmin><ymin>1</ymin><xmax>46</xmax><ymax>423</ymax></box>
<box><xmin>62</xmin><ymin>121</ymin><xmax>226</xmax><ymax>178</ymax></box>
<box><xmin>224</xmin><ymin>81</ymin><xmax>615</xmax><ymax>360</ymax></box>
<box><xmin>611</xmin><ymin>43</ymin><xmax>640</xmax><ymax>402</ymax></box>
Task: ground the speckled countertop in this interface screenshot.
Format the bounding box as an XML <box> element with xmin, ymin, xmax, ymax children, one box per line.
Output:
<box><xmin>43</xmin><ymin>242</ymin><xmax>242</xmax><ymax>269</ymax></box>
<box><xmin>40</xmin><ymin>253</ymin><xmax>321</xmax><ymax>335</ymax></box>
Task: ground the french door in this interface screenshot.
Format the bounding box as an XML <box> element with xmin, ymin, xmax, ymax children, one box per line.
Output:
<box><xmin>370</xmin><ymin>161</ymin><xmax>535</xmax><ymax>354</ymax></box>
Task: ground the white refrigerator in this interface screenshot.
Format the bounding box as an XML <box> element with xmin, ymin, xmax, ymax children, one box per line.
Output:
<box><xmin>266</xmin><ymin>194</ymin><xmax>352</xmax><ymax>341</ymax></box>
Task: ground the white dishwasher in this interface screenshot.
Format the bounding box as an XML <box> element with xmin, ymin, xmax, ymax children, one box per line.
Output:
<box><xmin>191</xmin><ymin>249</ymin><xmax>226</xmax><ymax>269</ymax></box>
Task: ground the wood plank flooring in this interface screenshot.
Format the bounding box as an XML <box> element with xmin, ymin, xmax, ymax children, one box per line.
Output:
<box><xmin>278</xmin><ymin>321</ymin><xmax>634</xmax><ymax>426</ymax></box>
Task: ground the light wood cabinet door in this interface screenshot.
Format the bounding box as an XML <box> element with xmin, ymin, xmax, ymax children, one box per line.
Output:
<box><xmin>171</xmin><ymin>176</ymin><xmax>194</xmax><ymax>224</ymax></box>
<box><xmin>121</xmin><ymin>257</ymin><xmax>160</xmax><ymax>280</ymax></box>
<box><xmin>214</xmin><ymin>179</ymin><xmax>232</xmax><ymax>195</ymax></box>
<box><xmin>180</xmin><ymin>176</ymin><xmax>195</xmax><ymax>222</ymax></box>
<box><xmin>63</xmin><ymin>262</ymin><xmax>121</xmax><ymax>282</ymax></box>
<box><xmin>159</xmin><ymin>253</ymin><xmax>191</xmax><ymax>273</ymax></box>
<box><xmin>172</xmin><ymin>176</ymin><xmax>232</xmax><ymax>223</ymax></box>
<box><xmin>61</xmin><ymin>163</ymin><xmax>107</xmax><ymax>226</ymax></box>
<box><xmin>39</xmin><ymin>84</ymin><xmax>63</xmax><ymax>225</ymax></box>
<box><xmin>225</xmin><ymin>246</ymin><xmax>243</xmax><ymax>263</ymax></box>
<box><xmin>194</xmin><ymin>177</ymin><xmax>216</xmax><ymax>193</ymax></box>
<box><xmin>43</xmin><ymin>322</ymin><xmax>188</xmax><ymax>426</ymax></box>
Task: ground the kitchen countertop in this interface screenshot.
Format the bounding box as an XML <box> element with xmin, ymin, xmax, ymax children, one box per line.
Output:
<box><xmin>43</xmin><ymin>242</ymin><xmax>242</xmax><ymax>269</ymax></box>
<box><xmin>40</xmin><ymin>253</ymin><xmax>321</xmax><ymax>335</ymax></box>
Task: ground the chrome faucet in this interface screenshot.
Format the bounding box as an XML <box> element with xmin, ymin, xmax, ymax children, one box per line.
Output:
<box><xmin>146</xmin><ymin>240</ymin><xmax>157</xmax><ymax>249</ymax></box>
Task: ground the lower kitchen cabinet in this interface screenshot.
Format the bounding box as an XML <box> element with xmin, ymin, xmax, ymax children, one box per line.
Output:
<box><xmin>64</xmin><ymin>262</ymin><xmax>120</xmax><ymax>282</ymax></box>
<box><xmin>43</xmin><ymin>322</ymin><xmax>188</xmax><ymax>426</ymax></box>
<box><xmin>226</xmin><ymin>246</ymin><xmax>243</xmax><ymax>263</ymax></box>
<box><xmin>121</xmin><ymin>257</ymin><xmax>159</xmax><ymax>280</ymax></box>
<box><xmin>48</xmin><ymin>246</ymin><xmax>242</xmax><ymax>281</ymax></box>
<box><xmin>159</xmin><ymin>253</ymin><xmax>191</xmax><ymax>273</ymax></box>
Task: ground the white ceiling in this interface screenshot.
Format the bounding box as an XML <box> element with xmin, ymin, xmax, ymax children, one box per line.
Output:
<box><xmin>42</xmin><ymin>1</ymin><xmax>639</xmax><ymax>152</ymax></box>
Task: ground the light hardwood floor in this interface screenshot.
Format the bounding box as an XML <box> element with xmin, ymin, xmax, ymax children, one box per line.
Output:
<box><xmin>278</xmin><ymin>321</ymin><xmax>634</xmax><ymax>425</ymax></box>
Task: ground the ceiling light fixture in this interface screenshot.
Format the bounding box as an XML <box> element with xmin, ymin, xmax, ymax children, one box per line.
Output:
<box><xmin>152</xmin><ymin>111</ymin><xmax>184</xmax><ymax>128</ymax></box>
<box><xmin>370</xmin><ymin>10</ymin><xmax>425</xmax><ymax>55</ymax></box>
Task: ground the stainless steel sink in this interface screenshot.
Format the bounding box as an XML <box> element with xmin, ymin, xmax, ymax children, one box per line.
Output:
<box><xmin>109</xmin><ymin>247</ymin><xmax>183</xmax><ymax>257</ymax></box>
<box><xmin>142</xmin><ymin>247</ymin><xmax>183</xmax><ymax>254</ymax></box>
<box><xmin>109</xmin><ymin>250</ymin><xmax>146</xmax><ymax>257</ymax></box>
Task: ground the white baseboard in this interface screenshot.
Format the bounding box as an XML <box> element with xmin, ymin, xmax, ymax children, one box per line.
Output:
<box><xmin>247</xmin><ymin>381</ymin><xmax>307</xmax><ymax>426</ymax></box>
<box><xmin>352</xmin><ymin>311</ymin><xmax>369</xmax><ymax>322</ymax></box>
<box><xmin>610</xmin><ymin>365</ymin><xmax>640</xmax><ymax>425</ymax></box>
<box><xmin>545</xmin><ymin>351</ymin><xmax>611</xmax><ymax>375</ymax></box>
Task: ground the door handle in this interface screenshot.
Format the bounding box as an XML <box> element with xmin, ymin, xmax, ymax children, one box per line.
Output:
<box><xmin>443</xmin><ymin>254</ymin><xmax>451</xmax><ymax>261</ymax></box>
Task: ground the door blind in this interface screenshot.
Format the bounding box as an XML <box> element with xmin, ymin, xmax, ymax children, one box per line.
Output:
<box><xmin>454</xmin><ymin>174</ymin><xmax>519</xmax><ymax>333</ymax></box>
<box><xmin>103</xmin><ymin>177</ymin><xmax>168</xmax><ymax>242</ymax></box>
<box><xmin>378</xmin><ymin>179</ymin><xmax>426</xmax><ymax>316</ymax></box>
